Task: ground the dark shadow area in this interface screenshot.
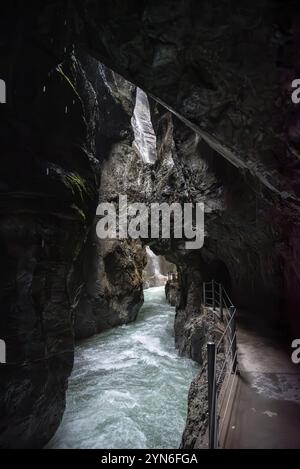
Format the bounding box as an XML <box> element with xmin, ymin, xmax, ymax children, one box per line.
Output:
<box><xmin>207</xmin><ymin>259</ymin><xmax>232</xmax><ymax>298</ymax></box>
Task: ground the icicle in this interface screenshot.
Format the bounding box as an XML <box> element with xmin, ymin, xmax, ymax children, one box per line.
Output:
<box><xmin>72</xmin><ymin>99</ymin><xmax>75</xmax><ymax>105</ymax></box>
<box><xmin>43</xmin><ymin>85</ymin><xmax>46</xmax><ymax>93</ymax></box>
<box><xmin>46</xmin><ymin>167</ymin><xmax>49</xmax><ymax>176</ymax></box>
<box><xmin>65</xmin><ymin>105</ymin><xmax>68</xmax><ymax>114</ymax></box>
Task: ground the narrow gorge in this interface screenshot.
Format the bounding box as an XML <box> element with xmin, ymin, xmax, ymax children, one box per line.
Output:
<box><xmin>0</xmin><ymin>1</ymin><xmax>300</xmax><ymax>450</ymax></box>
<box><xmin>47</xmin><ymin>286</ymin><xmax>198</xmax><ymax>449</ymax></box>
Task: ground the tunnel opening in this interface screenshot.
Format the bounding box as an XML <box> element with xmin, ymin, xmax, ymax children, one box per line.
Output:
<box><xmin>206</xmin><ymin>259</ymin><xmax>232</xmax><ymax>299</ymax></box>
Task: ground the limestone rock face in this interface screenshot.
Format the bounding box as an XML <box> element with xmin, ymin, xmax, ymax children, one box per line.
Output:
<box><xmin>180</xmin><ymin>366</ymin><xmax>209</xmax><ymax>449</ymax></box>
<box><xmin>165</xmin><ymin>281</ymin><xmax>179</xmax><ymax>307</ymax></box>
<box><xmin>74</xmin><ymin>235</ymin><xmax>146</xmax><ymax>340</ymax></box>
<box><xmin>71</xmin><ymin>58</ymin><xmax>147</xmax><ymax>340</ymax></box>
<box><xmin>0</xmin><ymin>50</ymin><xmax>146</xmax><ymax>447</ymax></box>
<box><xmin>0</xmin><ymin>214</ymin><xmax>82</xmax><ymax>448</ymax></box>
<box><xmin>72</xmin><ymin>1</ymin><xmax>296</xmax><ymax>191</ymax></box>
<box><xmin>1</xmin><ymin>1</ymin><xmax>300</xmax><ymax>449</ymax></box>
<box><xmin>73</xmin><ymin>0</ymin><xmax>300</xmax><ymax>336</ymax></box>
<box><xmin>0</xmin><ymin>50</ymin><xmax>100</xmax><ymax>448</ymax></box>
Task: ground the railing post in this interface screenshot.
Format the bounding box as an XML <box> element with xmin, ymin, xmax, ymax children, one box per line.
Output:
<box><xmin>219</xmin><ymin>283</ymin><xmax>223</xmax><ymax>321</ymax></box>
<box><xmin>203</xmin><ymin>282</ymin><xmax>206</xmax><ymax>307</ymax></box>
<box><xmin>207</xmin><ymin>342</ymin><xmax>217</xmax><ymax>449</ymax></box>
<box><xmin>212</xmin><ymin>279</ymin><xmax>215</xmax><ymax>311</ymax></box>
<box><xmin>229</xmin><ymin>306</ymin><xmax>237</xmax><ymax>372</ymax></box>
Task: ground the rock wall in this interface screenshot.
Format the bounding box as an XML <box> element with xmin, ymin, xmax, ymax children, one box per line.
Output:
<box><xmin>0</xmin><ymin>49</ymin><xmax>146</xmax><ymax>447</ymax></box>
<box><xmin>1</xmin><ymin>1</ymin><xmax>300</xmax><ymax>449</ymax></box>
<box><xmin>0</xmin><ymin>48</ymin><xmax>99</xmax><ymax>447</ymax></box>
<box><xmin>72</xmin><ymin>58</ymin><xmax>148</xmax><ymax>340</ymax></box>
<box><xmin>71</xmin><ymin>0</ymin><xmax>300</xmax><ymax>336</ymax></box>
<box><xmin>74</xmin><ymin>232</ymin><xmax>146</xmax><ymax>340</ymax></box>
<box><xmin>165</xmin><ymin>280</ymin><xmax>179</xmax><ymax>307</ymax></box>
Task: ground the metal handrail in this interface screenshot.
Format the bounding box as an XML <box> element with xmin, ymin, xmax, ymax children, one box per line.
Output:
<box><xmin>203</xmin><ymin>280</ymin><xmax>238</xmax><ymax>449</ymax></box>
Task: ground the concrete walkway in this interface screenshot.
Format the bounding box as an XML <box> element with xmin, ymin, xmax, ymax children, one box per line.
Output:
<box><xmin>223</xmin><ymin>314</ymin><xmax>300</xmax><ymax>449</ymax></box>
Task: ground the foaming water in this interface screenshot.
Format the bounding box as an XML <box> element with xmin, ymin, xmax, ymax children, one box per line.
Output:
<box><xmin>47</xmin><ymin>287</ymin><xmax>198</xmax><ymax>449</ymax></box>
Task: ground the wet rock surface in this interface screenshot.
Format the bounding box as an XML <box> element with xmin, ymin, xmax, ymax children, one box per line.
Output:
<box><xmin>0</xmin><ymin>48</ymin><xmax>101</xmax><ymax>447</ymax></box>
<box><xmin>74</xmin><ymin>235</ymin><xmax>146</xmax><ymax>340</ymax></box>
<box><xmin>75</xmin><ymin>0</ymin><xmax>300</xmax><ymax>337</ymax></box>
<box><xmin>72</xmin><ymin>60</ymin><xmax>147</xmax><ymax>340</ymax></box>
<box><xmin>1</xmin><ymin>1</ymin><xmax>300</xmax><ymax>449</ymax></box>
<box><xmin>0</xmin><ymin>51</ymin><xmax>146</xmax><ymax>447</ymax></box>
<box><xmin>165</xmin><ymin>280</ymin><xmax>179</xmax><ymax>307</ymax></box>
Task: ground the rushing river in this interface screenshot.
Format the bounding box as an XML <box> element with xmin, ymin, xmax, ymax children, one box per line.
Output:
<box><xmin>47</xmin><ymin>286</ymin><xmax>198</xmax><ymax>449</ymax></box>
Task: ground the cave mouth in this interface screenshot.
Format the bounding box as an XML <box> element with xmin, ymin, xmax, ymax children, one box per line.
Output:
<box><xmin>206</xmin><ymin>259</ymin><xmax>232</xmax><ymax>298</ymax></box>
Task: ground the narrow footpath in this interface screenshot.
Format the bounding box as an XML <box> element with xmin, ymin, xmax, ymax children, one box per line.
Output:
<box><xmin>223</xmin><ymin>312</ymin><xmax>300</xmax><ymax>449</ymax></box>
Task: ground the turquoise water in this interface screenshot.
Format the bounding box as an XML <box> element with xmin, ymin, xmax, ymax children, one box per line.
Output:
<box><xmin>47</xmin><ymin>286</ymin><xmax>198</xmax><ymax>449</ymax></box>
